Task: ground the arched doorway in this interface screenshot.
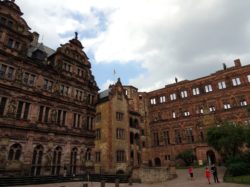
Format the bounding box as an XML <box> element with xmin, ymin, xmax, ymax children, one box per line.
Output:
<box><xmin>207</xmin><ymin>150</ymin><xmax>216</xmax><ymax>164</ymax></box>
<box><xmin>116</xmin><ymin>170</ymin><xmax>124</xmax><ymax>175</ymax></box>
<box><xmin>154</xmin><ymin>157</ymin><xmax>161</xmax><ymax>167</ymax></box>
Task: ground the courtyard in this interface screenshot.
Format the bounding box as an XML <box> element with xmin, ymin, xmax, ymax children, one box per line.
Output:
<box><xmin>15</xmin><ymin>167</ymin><xmax>248</xmax><ymax>187</ymax></box>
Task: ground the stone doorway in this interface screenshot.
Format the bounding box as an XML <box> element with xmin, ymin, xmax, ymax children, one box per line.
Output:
<box><xmin>207</xmin><ymin>150</ymin><xmax>216</xmax><ymax>164</ymax></box>
<box><xmin>154</xmin><ymin>157</ymin><xmax>161</xmax><ymax>167</ymax></box>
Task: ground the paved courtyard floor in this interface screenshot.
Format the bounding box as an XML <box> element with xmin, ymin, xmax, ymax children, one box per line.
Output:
<box><xmin>15</xmin><ymin>167</ymin><xmax>248</xmax><ymax>187</ymax></box>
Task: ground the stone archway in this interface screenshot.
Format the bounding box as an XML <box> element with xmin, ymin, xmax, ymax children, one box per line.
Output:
<box><xmin>207</xmin><ymin>150</ymin><xmax>216</xmax><ymax>164</ymax></box>
<box><xmin>154</xmin><ymin>157</ymin><xmax>161</xmax><ymax>167</ymax></box>
<box><xmin>116</xmin><ymin>170</ymin><xmax>125</xmax><ymax>175</ymax></box>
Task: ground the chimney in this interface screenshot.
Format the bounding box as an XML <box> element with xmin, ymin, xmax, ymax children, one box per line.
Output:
<box><xmin>222</xmin><ymin>63</ymin><xmax>227</xmax><ymax>70</ymax></box>
<box><xmin>234</xmin><ymin>59</ymin><xmax>241</xmax><ymax>67</ymax></box>
<box><xmin>31</xmin><ymin>32</ymin><xmax>39</xmax><ymax>46</ymax></box>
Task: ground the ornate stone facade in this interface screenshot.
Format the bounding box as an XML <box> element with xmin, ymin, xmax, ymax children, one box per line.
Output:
<box><xmin>0</xmin><ymin>0</ymin><xmax>98</xmax><ymax>176</ymax></box>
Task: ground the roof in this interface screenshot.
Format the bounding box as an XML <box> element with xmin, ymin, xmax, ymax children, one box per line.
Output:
<box><xmin>27</xmin><ymin>43</ymin><xmax>55</xmax><ymax>58</ymax></box>
<box><xmin>99</xmin><ymin>88</ymin><xmax>111</xmax><ymax>99</ymax></box>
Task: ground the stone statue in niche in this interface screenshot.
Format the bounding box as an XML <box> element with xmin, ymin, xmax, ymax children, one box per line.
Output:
<box><xmin>7</xmin><ymin>99</ymin><xmax>17</xmax><ymax>115</ymax></box>
<box><xmin>15</xmin><ymin>67</ymin><xmax>23</xmax><ymax>83</ymax></box>
<box><xmin>50</xmin><ymin>109</ymin><xmax>57</xmax><ymax>122</ymax></box>
<box><xmin>53</xmin><ymin>81</ymin><xmax>60</xmax><ymax>94</ymax></box>
<box><xmin>44</xmin><ymin>148</ymin><xmax>53</xmax><ymax>167</ymax></box>
<box><xmin>0</xmin><ymin>145</ymin><xmax>7</xmax><ymax>168</ymax></box>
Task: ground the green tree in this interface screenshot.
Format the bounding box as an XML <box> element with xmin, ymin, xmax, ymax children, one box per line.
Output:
<box><xmin>206</xmin><ymin>122</ymin><xmax>246</xmax><ymax>159</ymax></box>
<box><xmin>176</xmin><ymin>150</ymin><xmax>196</xmax><ymax>166</ymax></box>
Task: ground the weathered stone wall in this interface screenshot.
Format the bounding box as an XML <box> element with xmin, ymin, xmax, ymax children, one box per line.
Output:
<box><xmin>132</xmin><ymin>166</ymin><xmax>177</xmax><ymax>183</ymax></box>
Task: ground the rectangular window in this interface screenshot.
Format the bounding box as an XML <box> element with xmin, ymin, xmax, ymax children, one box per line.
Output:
<box><xmin>150</xmin><ymin>98</ymin><xmax>156</xmax><ymax>105</ymax></box>
<box><xmin>44</xmin><ymin>107</ymin><xmax>50</xmax><ymax>123</ymax></box>
<box><xmin>116</xmin><ymin>128</ymin><xmax>125</xmax><ymax>139</ymax></box>
<box><xmin>16</xmin><ymin>101</ymin><xmax>30</xmax><ymax>120</ymax></box>
<box><xmin>180</xmin><ymin>90</ymin><xmax>188</xmax><ymax>98</ymax></box>
<box><xmin>232</xmin><ymin>77</ymin><xmax>241</xmax><ymax>86</ymax></box>
<box><xmin>73</xmin><ymin>113</ymin><xmax>81</xmax><ymax>128</ymax></box>
<box><xmin>95</xmin><ymin>152</ymin><xmax>101</xmax><ymax>162</ymax></box>
<box><xmin>175</xmin><ymin>129</ymin><xmax>182</xmax><ymax>144</ymax></box>
<box><xmin>218</xmin><ymin>81</ymin><xmax>226</xmax><ymax>89</ymax></box>
<box><xmin>95</xmin><ymin>112</ymin><xmax>101</xmax><ymax>122</ymax></box>
<box><xmin>184</xmin><ymin>111</ymin><xmax>190</xmax><ymax>117</ymax></box>
<box><xmin>38</xmin><ymin>106</ymin><xmax>44</xmax><ymax>122</ymax></box>
<box><xmin>209</xmin><ymin>106</ymin><xmax>216</xmax><ymax>112</ymax></box>
<box><xmin>7</xmin><ymin>67</ymin><xmax>14</xmax><ymax>79</ymax></box>
<box><xmin>96</xmin><ymin>129</ymin><xmax>101</xmax><ymax>140</ymax></box>
<box><xmin>7</xmin><ymin>38</ymin><xmax>14</xmax><ymax>48</ymax></box>
<box><xmin>0</xmin><ymin>64</ymin><xmax>7</xmax><ymax>78</ymax></box>
<box><xmin>205</xmin><ymin>84</ymin><xmax>213</xmax><ymax>93</ymax></box>
<box><xmin>0</xmin><ymin>64</ymin><xmax>14</xmax><ymax>80</ymax></box>
<box><xmin>60</xmin><ymin>85</ymin><xmax>70</xmax><ymax>96</ymax></box>
<box><xmin>116</xmin><ymin>112</ymin><xmax>124</xmax><ymax>121</ymax></box>
<box><xmin>223</xmin><ymin>103</ymin><xmax>231</xmax><ymax>110</ymax></box>
<box><xmin>86</xmin><ymin>116</ymin><xmax>94</xmax><ymax>130</ymax></box>
<box><xmin>75</xmin><ymin>89</ymin><xmax>84</xmax><ymax>101</ymax></box>
<box><xmin>153</xmin><ymin>132</ymin><xmax>159</xmax><ymax>146</ymax></box>
<box><xmin>22</xmin><ymin>72</ymin><xmax>36</xmax><ymax>86</ymax></box>
<box><xmin>192</xmin><ymin>88</ymin><xmax>200</xmax><ymax>95</ymax></box>
<box><xmin>240</xmin><ymin>100</ymin><xmax>247</xmax><ymax>106</ymax></box>
<box><xmin>0</xmin><ymin>97</ymin><xmax>7</xmax><ymax>116</ymax></box>
<box><xmin>55</xmin><ymin>110</ymin><xmax>66</xmax><ymax>126</ymax></box>
<box><xmin>186</xmin><ymin>128</ymin><xmax>194</xmax><ymax>143</ymax></box>
<box><xmin>172</xmin><ymin>111</ymin><xmax>176</xmax><ymax>118</ymax></box>
<box><xmin>170</xmin><ymin>93</ymin><xmax>176</xmax><ymax>101</ymax></box>
<box><xmin>43</xmin><ymin>79</ymin><xmax>53</xmax><ymax>91</ymax></box>
<box><xmin>247</xmin><ymin>75</ymin><xmax>250</xmax><ymax>82</ymax></box>
<box><xmin>63</xmin><ymin>62</ymin><xmax>71</xmax><ymax>72</ymax></box>
<box><xmin>159</xmin><ymin>96</ymin><xmax>166</xmax><ymax>103</ymax></box>
<box><xmin>116</xmin><ymin>150</ymin><xmax>125</xmax><ymax>162</ymax></box>
<box><xmin>163</xmin><ymin>131</ymin><xmax>170</xmax><ymax>145</ymax></box>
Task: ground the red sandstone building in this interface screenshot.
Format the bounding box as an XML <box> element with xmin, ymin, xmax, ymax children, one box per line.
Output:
<box><xmin>145</xmin><ymin>59</ymin><xmax>250</xmax><ymax>166</ymax></box>
<box><xmin>0</xmin><ymin>0</ymin><xmax>98</xmax><ymax>176</ymax></box>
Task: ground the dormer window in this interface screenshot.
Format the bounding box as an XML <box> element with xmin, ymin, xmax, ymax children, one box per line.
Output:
<box><xmin>7</xmin><ymin>38</ymin><xmax>14</xmax><ymax>48</ymax></box>
<box><xmin>0</xmin><ymin>17</ymin><xmax>6</xmax><ymax>24</ymax></box>
<box><xmin>7</xmin><ymin>20</ymin><xmax>13</xmax><ymax>28</ymax></box>
<box><xmin>63</xmin><ymin>62</ymin><xmax>71</xmax><ymax>72</ymax></box>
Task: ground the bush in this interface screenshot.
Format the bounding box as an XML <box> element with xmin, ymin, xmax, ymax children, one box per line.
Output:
<box><xmin>176</xmin><ymin>150</ymin><xmax>196</xmax><ymax>166</ymax></box>
<box><xmin>227</xmin><ymin>162</ymin><xmax>250</xmax><ymax>177</ymax></box>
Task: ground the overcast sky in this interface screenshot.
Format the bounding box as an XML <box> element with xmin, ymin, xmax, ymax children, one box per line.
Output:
<box><xmin>17</xmin><ymin>0</ymin><xmax>250</xmax><ymax>91</ymax></box>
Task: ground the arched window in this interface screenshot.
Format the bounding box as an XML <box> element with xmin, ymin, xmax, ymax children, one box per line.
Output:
<box><xmin>134</xmin><ymin>119</ymin><xmax>139</xmax><ymax>128</ymax></box>
<box><xmin>130</xmin><ymin>132</ymin><xmax>134</xmax><ymax>144</ymax></box>
<box><xmin>31</xmin><ymin>145</ymin><xmax>44</xmax><ymax>176</ymax></box>
<box><xmin>51</xmin><ymin>146</ymin><xmax>62</xmax><ymax>175</ymax></box>
<box><xmin>85</xmin><ymin>148</ymin><xmax>91</xmax><ymax>161</ymax></box>
<box><xmin>70</xmin><ymin>147</ymin><xmax>77</xmax><ymax>175</ymax></box>
<box><xmin>8</xmin><ymin>143</ymin><xmax>22</xmax><ymax>161</ymax></box>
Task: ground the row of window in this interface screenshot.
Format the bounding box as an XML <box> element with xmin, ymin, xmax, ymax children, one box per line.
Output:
<box><xmin>170</xmin><ymin>100</ymin><xmax>247</xmax><ymax>119</ymax></box>
<box><xmin>152</xmin><ymin>128</ymin><xmax>204</xmax><ymax>146</ymax></box>
<box><xmin>151</xmin><ymin>97</ymin><xmax>248</xmax><ymax>121</ymax></box>
<box><xmin>150</xmin><ymin>76</ymin><xmax>250</xmax><ymax>105</ymax></box>
<box><xmin>62</xmin><ymin>61</ymin><xmax>88</xmax><ymax>78</ymax></box>
<box><xmin>0</xmin><ymin>63</ymin><xmax>95</xmax><ymax>104</ymax></box>
<box><xmin>95</xmin><ymin>128</ymin><xmax>126</xmax><ymax>140</ymax></box>
<box><xmin>0</xmin><ymin>97</ymin><xmax>94</xmax><ymax>130</ymax></box>
<box><xmin>7</xmin><ymin>143</ymin><xmax>91</xmax><ymax>176</ymax></box>
<box><xmin>95</xmin><ymin>150</ymin><xmax>126</xmax><ymax>163</ymax></box>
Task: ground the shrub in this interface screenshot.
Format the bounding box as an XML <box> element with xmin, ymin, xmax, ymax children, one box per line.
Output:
<box><xmin>176</xmin><ymin>150</ymin><xmax>196</xmax><ymax>166</ymax></box>
<box><xmin>227</xmin><ymin>162</ymin><xmax>250</xmax><ymax>177</ymax></box>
